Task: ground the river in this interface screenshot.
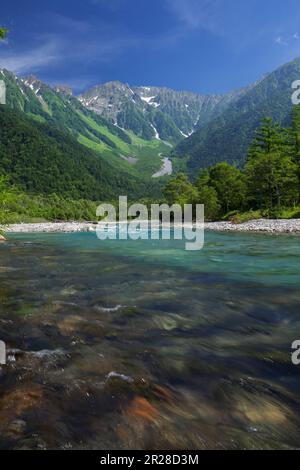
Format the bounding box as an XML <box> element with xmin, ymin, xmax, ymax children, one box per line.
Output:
<box><xmin>152</xmin><ymin>156</ymin><xmax>173</xmax><ymax>178</ymax></box>
<box><xmin>0</xmin><ymin>231</ymin><xmax>299</xmax><ymax>449</ymax></box>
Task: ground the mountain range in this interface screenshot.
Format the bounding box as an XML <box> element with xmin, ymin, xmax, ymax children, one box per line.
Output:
<box><xmin>174</xmin><ymin>57</ymin><xmax>300</xmax><ymax>173</ymax></box>
<box><xmin>78</xmin><ymin>81</ymin><xmax>244</xmax><ymax>143</ymax></box>
<box><xmin>0</xmin><ymin>56</ymin><xmax>300</xmax><ymax>200</ymax></box>
<box><xmin>0</xmin><ymin>70</ymin><xmax>170</xmax><ymax>182</ymax></box>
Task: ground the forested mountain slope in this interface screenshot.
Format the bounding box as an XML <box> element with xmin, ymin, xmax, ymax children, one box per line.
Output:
<box><xmin>0</xmin><ymin>70</ymin><xmax>170</xmax><ymax>178</ymax></box>
<box><xmin>0</xmin><ymin>105</ymin><xmax>160</xmax><ymax>200</ymax></box>
<box><xmin>174</xmin><ymin>58</ymin><xmax>300</xmax><ymax>173</ymax></box>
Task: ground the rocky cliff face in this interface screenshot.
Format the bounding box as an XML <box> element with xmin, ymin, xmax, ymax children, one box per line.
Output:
<box><xmin>54</xmin><ymin>85</ymin><xmax>73</xmax><ymax>96</ymax></box>
<box><xmin>78</xmin><ymin>81</ymin><xmax>243</xmax><ymax>143</ymax></box>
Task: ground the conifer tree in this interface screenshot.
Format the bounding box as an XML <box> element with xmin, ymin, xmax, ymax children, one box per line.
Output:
<box><xmin>285</xmin><ymin>106</ymin><xmax>300</xmax><ymax>201</ymax></box>
<box><xmin>164</xmin><ymin>173</ymin><xmax>198</xmax><ymax>206</ymax></box>
<box><xmin>208</xmin><ymin>162</ymin><xmax>246</xmax><ymax>214</ymax></box>
<box><xmin>196</xmin><ymin>170</ymin><xmax>220</xmax><ymax>220</ymax></box>
<box><xmin>246</xmin><ymin>118</ymin><xmax>298</xmax><ymax>211</ymax></box>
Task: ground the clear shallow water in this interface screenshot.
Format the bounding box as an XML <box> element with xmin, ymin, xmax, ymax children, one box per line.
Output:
<box><xmin>0</xmin><ymin>231</ymin><xmax>300</xmax><ymax>449</ymax></box>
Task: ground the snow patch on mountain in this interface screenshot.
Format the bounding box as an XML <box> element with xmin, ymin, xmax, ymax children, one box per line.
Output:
<box><xmin>141</xmin><ymin>95</ymin><xmax>157</xmax><ymax>105</ymax></box>
<box><xmin>150</xmin><ymin>123</ymin><xmax>160</xmax><ymax>140</ymax></box>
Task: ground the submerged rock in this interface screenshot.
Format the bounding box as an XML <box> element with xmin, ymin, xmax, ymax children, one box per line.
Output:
<box><xmin>5</xmin><ymin>419</ymin><xmax>27</xmax><ymax>439</ymax></box>
<box><xmin>0</xmin><ymin>384</ymin><xmax>44</xmax><ymax>431</ymax></box>
<box><xmin>125</xmin><ymin>396</ymin><xmax>159</xmax><ymax>423</ymax></box>
<box><xmin>0</xmin><ymin>234</ymin><xmax>6</xmax><ymax>242</ymax></box>
<box><xmin>58</xmin><ymin>315</ymin><xmax>104</xmax><ymax>339</ymax></box>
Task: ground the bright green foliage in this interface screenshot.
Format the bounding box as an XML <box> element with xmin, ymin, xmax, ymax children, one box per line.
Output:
<box><xmin>288</xmin><ymin>106</ymin><xmax>300</xmax><ymax>162</ymax></box>
<box><xmin>208</xmin><ymin>163</ymin><xmax>247</xmax><ymax>213</ymax></box>
<box><xmin>164</xmin><ymin>110</ymin><xmax>300</xmax><ymax>221</ymax></box>
<box><xmin>285</xmin><ymin>106</ymin><xmax>300</xmax><ymax>195</ymax></box>
<box><xmin>197</xmin><ymin>185</ymin><xmax>220</xmax><ymax>221</ymax></box>
<box><xmin>164</xmin><ymin>173</ymin><xmax>198</xmax><ymax>206</ymax></box>
<box><xmin>246</xmin><ymin>118</ymin><xmax>298</xmax><ymax>211</ymax></box>
<box><xmin>6</xmin><ymin>192</ymin><xmax>100</xmax><ymax>223</ymax></box>
<box><xmin>194</xmin><ymin>164</ymin><xmax>246</xmax><ymax>219</ymax></box>
<box><xmin>226</xmin><ymin>210</ymin><xmax>263</xmax><ymax>224</ymax></box>
<box><xmin>1</xmin><ymin>70</ymin><xmax>170</xmax><ymax>179</ymax></box>
<box><xmin>248</xmin><ymin>118</ymin><xmax>283</xmax><ymax>156</ymax></box>
<box><xmin>0</xmin><ymin>28</ymin><xmax>8</xmax><ymax>39</ymax></box>
<box><xmin>0</xmin><ymin>106</ymin><xmax>161</xmax><ymax>201</ymax></box>
<box><xmin>0</xmin><ymin>176</ymin><xmax>18</xmax><ymax>225</ymax></box>
<box><xmin>195</xmin><ymin>170</ymin><xmax>220</xmax><ymax>220</ymax></box>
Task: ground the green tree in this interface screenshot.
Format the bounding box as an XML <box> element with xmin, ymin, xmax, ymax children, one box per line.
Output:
<box><xmin>0</xmin><ymin>176</ymin><xmax>18</xmax><ymax>225</ymax></box>
<box><xmin>196</xmin><ymin>169</ymin><xmax>220</xmax><ymax>220</ymax></box>
<box><xmin>197</xmin><ymin>186</ymin><xmax>220</xmax><ymax>220</ymax></box>
<box><xmin>208</xmin><ymin>162</ymin><xmax>247</xmax><ymax>214</ymax></box>
<box><xmin>0</xmin><ymin>28</ymin><xmax>8</xmax><ymax>39</ymax></box>
<box><xmin>285</xmin><ymin>106</ymin><xmax>300</xmax><ymax>201</ymax></box>
<box><xmin>287</xmin><ymin>106</ymin><xmax>300</xmax><ymax>161</ymax></box>
<box><xmin>164</xmin><ymin>173</ymin><xmax>198</xmax><ymax>206</ymax></box>
<box><xmin>246</xmin><ymin>118</ymin><xmax>298</xmax><ymax>211</ymax></box>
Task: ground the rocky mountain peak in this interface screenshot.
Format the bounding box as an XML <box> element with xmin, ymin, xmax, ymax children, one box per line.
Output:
<box><xmin>78</xmin><ymin>80</ymin><xmax>244</xmax><ymax>141</ymax></box>
<box><xmin>54</xmin><ymin>85</ymin><xmax>73</xmax><ymax>96</ymax></box>
<box><xmin>22</xmin><ymin>75</ymin><xmax>44</xmax><ymax>94</ymax></box>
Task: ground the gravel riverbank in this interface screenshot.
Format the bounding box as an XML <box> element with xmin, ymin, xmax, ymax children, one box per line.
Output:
<box><xmin>204</xmin><ymin>219</ymin><xmax>300</xmax><ymax>233</ymax></box>
<box><xmin>3</xmin><ymin>219</ymin><xmax>300</xmax><ymax>234</ymax></box>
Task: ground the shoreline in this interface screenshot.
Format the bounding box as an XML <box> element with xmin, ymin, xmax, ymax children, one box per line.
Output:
<box><xmin>3</xmin><ymin>219</ymin><xmax>300</xmax><ymax>234</ymax></box>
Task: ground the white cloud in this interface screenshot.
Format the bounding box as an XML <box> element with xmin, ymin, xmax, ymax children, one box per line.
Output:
<box><xmin>0</xmin><ymin>13</ymin><xmax>136</xmax><ymax>75</ymax></box>
<box><xmin>165</xmin><ymin>0</ymin><xmax>224</xmax><ymax>35</ymax></box>
<box><xmin>0</xmin><ymin>39</ymin><xmax>60</xmax><ymax>73</ymax></box>
<box><xmin>274</xmin><ymin>32</ymin><xmax>300</xmax><ymax>47</ymax></box>
<box><xmin>275</xmin><ymin>36</ymin><xmax>288</xmax><ymax>46</ymax></box>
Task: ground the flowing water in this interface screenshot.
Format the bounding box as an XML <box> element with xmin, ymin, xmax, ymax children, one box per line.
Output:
<box><xmin>0</xmin><ymin>231</ymin><xmax>300</xmax><ymax>450</ymax></box>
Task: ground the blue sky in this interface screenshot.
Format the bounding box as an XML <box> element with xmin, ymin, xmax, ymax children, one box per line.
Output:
<box><xmin>1</xmin><ymin>0</ymin><xmax>300</xmax><ymax>94</ymax></box>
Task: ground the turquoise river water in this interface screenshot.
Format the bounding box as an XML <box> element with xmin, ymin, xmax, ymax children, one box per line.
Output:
<box><xmin>0</xmin><ymin>231</ymin><xmax>299</xmax><ymax>449</ymax></box>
